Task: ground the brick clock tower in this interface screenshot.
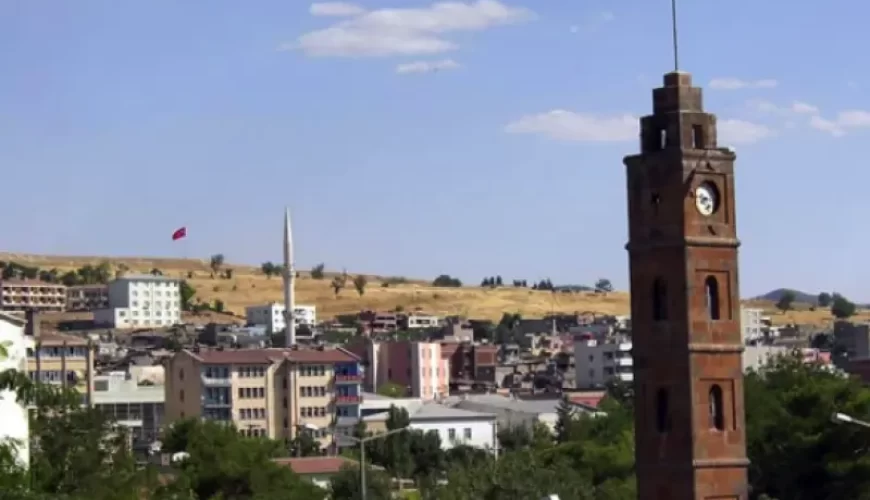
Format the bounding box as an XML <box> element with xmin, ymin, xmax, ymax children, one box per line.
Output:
<box><xmin>624</xmin><ymin>71</ymin><xmax>749</xmax><ymax>500</ymax></box>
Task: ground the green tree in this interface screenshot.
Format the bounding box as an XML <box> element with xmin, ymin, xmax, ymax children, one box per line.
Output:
<box><xmin>554</xmin><ymin>398</ymin><xmax>580</xmax><ymax>443</ymax></box>
<box><xmin>209</xmin><ymin>254</ymin><xmax>224</xmax><ymax>275</ymax></box>
<box><xmin>158</xmin><ymin>419</ymin><xmax>320</xmax><ymax>499</ymax></box>
<box><xmin>376</xmin><ymin>382</ymin><xmax>406</xmax><ymax>398</ymax></box>
<box><xmin>150</xmin><ymin>267</ymin><xmax>163</xmax><ymax>276</ymax></box>
<box><xmin>353</xmin><ymin>275</ymin><xmax>368</xmax><ymax>296</ymax></box>
<box><xmin>818</xmin><ymin>292</ymin><xmax>833</xmax><ymax>307</ymax></box>
<box><xmin>745</xmin><ymin>353</ymin><xmax>870</xmax><ymax>500</ymax></box>
<box><xmin>594</xmin><ymin>278</ymin><xmax>614</xmax><ymax>293</ymax></box>
<box><xmin>329</xmin><ymin>463</ymin><xmax>392</xmax><ymax>500</ymax></box>
<box><xmin>332</xmin><ymin>271</ymin><xmax>348</xmax><ymax>297</ymax></box>
<box><xmin>261</xmin><ymin>262</ymin><xmax>277</xmax><ymax>278</ymax></box>
<box><xmin>831</xmin><ymin>293</ymin><xmax>857</xmax><ymax>319</ymax></box>
<box><xmin>213</xmin><ymin>299</ymin><xmax>225</xmax><ymax>313</ymax></box>
<box><xmin>179</xmin><ymin>280</ymin><xmax>196</xmax><ymax>311</ymax></box>
<box><xmin>311</xmin><ymin>263</ymin><xmax>326</xmax><ymax>279</ymax></box>
<box><xmin>776</xmin><ymin>290</ymin><xmax>796</xmax><ymax>312</ymax></box>
<box><xmin>288</xmin><ymin>431</ymin><xmax>320</xmax><ymax>457</ymax></box>
<box><xmin>432</xmin><ymin>274</ymin><xmax>462</xmax><ymax>287</ymax></box>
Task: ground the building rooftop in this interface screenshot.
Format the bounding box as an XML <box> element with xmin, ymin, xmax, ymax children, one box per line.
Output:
<box><xmin>273</xmin><ymin>456</ymin><xmax>360</xmax><ymax>475</ymax></box>
<box><xmin>0</xmin><ymin>279</ymin><xmax>65</xmax><ymax>287</ymax></box>
<box><xmin>113</xmin><ymin>274</ymin><xmax>180</xmax><ymax>282</ymax></box>
<box><xmin>36</xmin><ymin>331</ymin><xmax>90</xmax><ymax>346</ymax></box>
<box><xmin>363</xmin><ymin>401</ymin><xmax>496</xmax><ymax>422</ymax></box>
<box><xmin>189</xmin><ymin>347</ymin><xmax>360</xmax><ymax>365</ymax></box>
<box><xmin>0</xmin><ymin>311</ymin><xmax>26</xmax><ymax>327</ymax></box>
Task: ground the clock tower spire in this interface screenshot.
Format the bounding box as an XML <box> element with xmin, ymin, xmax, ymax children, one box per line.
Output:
<box><xmin>624</xmin><ymin>71</ymin><xmax>750</xmax><ymax>499</ymax></box>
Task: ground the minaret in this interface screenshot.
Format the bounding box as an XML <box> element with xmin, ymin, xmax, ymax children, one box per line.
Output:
<box><xmin>283</xmin><ymin>208</ymin><xmax>296</xmax><ymax>347</ymax></box>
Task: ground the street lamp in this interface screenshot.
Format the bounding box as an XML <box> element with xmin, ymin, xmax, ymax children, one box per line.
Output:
<box><xmin>341</xmin><ymin>426</ymin><xmax>410</xmax><ymax>500</ymax></box>
<box><xmin>831</xmin><ymin>412</ymin><xmax>870</xmax><ymax>428</ymax></box>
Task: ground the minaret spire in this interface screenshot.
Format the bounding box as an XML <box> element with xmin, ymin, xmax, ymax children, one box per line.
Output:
<box><xmin>283</xmin><ymin>207</ymin><xmax>296</xmax><ymax>347</ymax></box>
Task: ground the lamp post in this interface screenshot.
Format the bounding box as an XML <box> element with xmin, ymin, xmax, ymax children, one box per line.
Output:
<box><xmin>342</xmin><ymin>426</ymin><xmax>410</xmax><ymax>500</ymax></box>
<box><xmin>831</xmin><ymin>412</ymin><xmax>870</xmax><ymax>428</ymax></box>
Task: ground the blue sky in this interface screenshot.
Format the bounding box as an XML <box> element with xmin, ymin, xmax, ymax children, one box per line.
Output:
<box><xmin>1</xmin><ymin>0</ymin><xmax>868</xmax><ymax>299</ymax></box>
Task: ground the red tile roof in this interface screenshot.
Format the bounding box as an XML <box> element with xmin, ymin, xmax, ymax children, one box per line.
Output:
<box><xmin>273</xmin><ymin>456</ymin><xmax>358</xmax><ymax>475</ymax></box>
<box><xmin>191</xmin><ymin>347</ymin><xmax>360</xmax><ymax>365</ymax></box>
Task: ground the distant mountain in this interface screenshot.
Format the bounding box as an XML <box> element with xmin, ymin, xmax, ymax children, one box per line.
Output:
<box><xmin>755</xmin><ymin>288</ymin><xmax>819</xmax><ymax>305</ymax></box>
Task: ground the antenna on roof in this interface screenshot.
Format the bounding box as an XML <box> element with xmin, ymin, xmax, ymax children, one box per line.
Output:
<box><xmin>670</xmin><ymin>0</ymin><xmax>680</xmax><ymax>72</ymax></box>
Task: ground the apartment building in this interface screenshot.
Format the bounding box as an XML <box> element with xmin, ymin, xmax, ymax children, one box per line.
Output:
<box><xmin>0</xmin><ymin>280</ymin><xmax>66</xmax><ymax>312</ymax></box>
<box><xmin>93</xmin><ymin>275</ymin><xmax>182</xmax><ymax>329</ymax></box>
<box><xmin>66</xmin><ymin>285</ymin><xmax>109</xmax><ymax>311</ymax></box>
<box><xmin>573</xmin><ymin>338</ymin><xmax>633</xmax><ymax>389</ymax></box>
<box><xmin>0</xmin><ymin>312</ymin><xmax>33</xmax><ymax>467</ymax></box>
<box><xmin>741</xmin><ymin>307</ymin><xmax>764</xmax><ymax>343</ymax></box>
<box><xmin>348</xmin><ymin>340</ymin><xmax>449</xmax><ymax>400</ymax></box>
<box><xmin>92</xmin><ymin>371</ymin><xmax>165</xmax><ymax>446</ymax></box>
<box><xmin>26</xmin><ymin>329</ymin><xmax>96</xmax><ymax>404</ymax></box>
<box><xmin>440</xmin><ymin>342</ymin><xmax>498</xmax><ymax>385</ymax></box>
<box><xmin>245</xmin><ymin>303</ymin><xmax>317</xmax><ymax>333</ymax></box>
<box><xmin>164</xmin><ymin>347</ymin><xmax>362</xmax><ymax>450</ymax></box>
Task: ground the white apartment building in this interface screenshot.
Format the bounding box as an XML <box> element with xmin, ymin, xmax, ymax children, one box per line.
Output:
<box><xmin>93</xmin><ymin>275</ymin><xmax>181</xmax><ymax>329</ymax></box>
<box><xmin>363</xmin><ymin>403</ymin><xmax>497</xmax><ymax>452</ymax></box>
<box><xmin>404</xmin><ymin>314</ymin><xmax>441</xmax><ymax>329</ymax></box>
<box><xmin>574</xmin><ymin>338</ymin><xmax>633</xmax><ymax>389</ymax></box>
<box><xmin>741</xmin><ymin>307</ymin><xmax>764</xmax><ymax>343</ymax></box>
<box><xmin>245</xmin><ymin>303</ymin><xmax>316</xmax><ymax>333</ymax></box>
<box><xmin>92</xmin><ymin>370</ymin><xmax>165</xmax><ymax>446</ymax></box>
<box><xmin>0</xmin><ymin>312</ymin><xmax>33</xmax><ymax>467</ymax></box>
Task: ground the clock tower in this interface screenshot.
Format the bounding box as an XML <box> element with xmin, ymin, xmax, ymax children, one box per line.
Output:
<box><xmin>624</xmin><ymin>71</ymin><xmax>749</xmax><ymax>499</ymax></box>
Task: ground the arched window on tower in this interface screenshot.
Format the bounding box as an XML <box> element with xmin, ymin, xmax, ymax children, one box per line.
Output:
<box><xmin>704</xmin><ymin>276</ymin><xmax>721</xmax><ymax>320</ymax></box>
<box><xmin>655</xmin><ymin>388</ymin><xmax>670</xmax><ymax>433</ymax></box>
<box><xmin>709</xmin><ymin>384</ymin><xmax>724</xmax><ymax>430</ymax></box>
<box><xmin>652</xmin><ymin>278</ymin><xmax>668</xmax><ymax>321</ymax></box>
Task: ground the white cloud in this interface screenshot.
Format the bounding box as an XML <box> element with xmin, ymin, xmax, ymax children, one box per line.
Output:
<box><xmin>287</xmin><ymin>1</ymin><xmax>535</xmax><ymax>57</ymax></box>
<box><xmin>717</xmin><ymin>119</ymin><xmax>774</xmax><ymax>145</ymax></box>
<box><xmin>504</xmin><ymin>110</ymin><xmax>774</xmax><ymax>145</ymax></box>
<box><xmin>396</xmin><ymin>58</ymin><xmax>460</xmax><ymax>74</ymax></box>
<box><xmin>569</xmin><ymin>11</ymin><xmax>615</xmax><ymax>34</ymax></box>
<box><xmin>809</xmin><ymin>110</ymin><xmax>870</xmax><ymax>136</ymax></box>
<box><xmin>504</xmin><ymin>110</ymin><xmax>637</xmax><ymax>143</ymax></box>
<box><xmin>309</xmin><ymin>2</ymin><xmax>366</xmax><ymax>16</ymax></box>
<box><xmin>790</xmin><ymin>101</ymin><xmax>819</xmax><ymax>114</ymax></box>
<box><xmin>709</xmin><ymin>78</ymin><xmax>778</xmax><ymax>90</ymax></box>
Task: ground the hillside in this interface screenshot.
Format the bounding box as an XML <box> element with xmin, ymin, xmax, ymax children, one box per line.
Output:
<box><xmin>755</xmin><ymin>288</ymin><xmax>819</xmax><ymax>305</ymax></box>
<box><xmin>1</xmin><ymin>253</ymin><xmax>866</xmax><ymax>327</ymax></box>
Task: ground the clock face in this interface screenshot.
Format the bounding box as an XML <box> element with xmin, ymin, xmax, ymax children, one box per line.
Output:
<box><xmin>695</xmin><ymin>182</ymin><xmax>719</xmax><ymax>216</ymax></box>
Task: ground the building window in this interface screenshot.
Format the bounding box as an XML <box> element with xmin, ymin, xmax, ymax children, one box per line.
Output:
<box><xmin>659</xmin><ymin>128</ymin><xmax>667</xmax><ymax>149</ymax></box>
<box><xmin>179</xmin><ymin>390</ymin><xmax>184</xmax><ymax>402</ymax></box>
<box><xmin>655</xmin><ymin>388</ymin><xmax>669</xmax><ymax>433</ymax></box>
<box><xmin>652</xmin><ymin>278</ymin><xmax>667</xmax><ymax>321</ymax></box>
<box><xmin>463</xmin><ymin>428</ymin><xmax>471</xmax><ymax>439</ymax></box>
<box><xmin>692</xmin><ymin>124</ymin><xmax>704</xmax><ymax>148</ymax></box>
<box><xmin>179</xmin><ymin>368</ymin><xmax>184</xmax><ymax>381</ymax></box>
<box><xmin>705</xmin><ymin>276</ymin><xmax>721</xmax><ymax>320</ymax></box>
<box><xmin>448</xmin><ymin>428</ymin><xmax>456</xmax><ymax>441</ymax></box>
<box><xmin>709</xmin><ymin>384</ymin><xmax>724</xmax><ymax>430</ymax></box>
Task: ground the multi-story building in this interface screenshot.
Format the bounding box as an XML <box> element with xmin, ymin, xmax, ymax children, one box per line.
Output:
<box><xmin>0</xmin><ymin>279</ymin><xmax>66</xmax><ymax>312</ymax></box>
<box><xmin>26</xmin><ymin>329</ymin><xmax>96</xmax><ymax>405</ymax></box>
<box><xmin>245</xmin><ymin>303</ymin><xmax>317</xmax><ymax>333</ymax></box>
<box><xmin>66</xmin><ymin>285</ymin><xmax>109</xmax><ymax>311</ymax></box>
<box><xmin>93</xmin><ymin>275</ymin><xmax>182</xmax><ymax>329</ymax></box>
<box><xmin>400</xmin><ymin>314</ymin><xmax>441</xmax><ymax>330</ymax></box>
<box><xmin>0</xmin><ymin>311</ymin><xmax>33</xmax><ymax>467</ymax></box>
<box><xmin>348</xmin><ymin>340</ymin><xmax>449</xmax><ymax>400</ymax></box>
<box><xmin>92</xmin><ymin>371</ymin><xmax>165</xmax><ymax>446</ymax></box>
<box><xmin>440</xmin><ymin>342</ymin><xmax>498</xmax><ymax>386</ymax></box>
<box><xmin>573</xmin><ymin>338</ymin><xmax>633</xmax><ymax>388</ymax></box>
<box><xmin>741</xmin><ymin>307</ymin><xmax>764</xmax><ymax>343</ymax></box>
<box><xmin>164</xmin><ymin>347</ymin><xmax>362</xmax><ymax>450</ymax></box>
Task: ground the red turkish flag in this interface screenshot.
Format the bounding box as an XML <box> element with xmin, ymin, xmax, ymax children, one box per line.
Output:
<box><xmin>171</xmin><ymin>227</ymin><xmax>187</xmax><ymax>241</ymax></box>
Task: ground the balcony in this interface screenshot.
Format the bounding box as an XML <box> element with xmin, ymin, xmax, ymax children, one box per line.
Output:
<box><xmin>335</xmin><ymin>395</ymin><xmax>362</xmax><ymax>405</ymax></box>
<box><xmin>334</xmin><ymin>374</ymin><xmax>363</xmax><ymax>384</ymax></box>
<box><xmin>615</xmin><ymin>357</ymin><xmax>633</xmax><ymax>367</ymax></box>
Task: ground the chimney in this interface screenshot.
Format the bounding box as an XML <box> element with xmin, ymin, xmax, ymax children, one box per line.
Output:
<box><xmin>25</xmin><ymin>309</ymin><xmax>40</xmax><ymax>338</ymax></box>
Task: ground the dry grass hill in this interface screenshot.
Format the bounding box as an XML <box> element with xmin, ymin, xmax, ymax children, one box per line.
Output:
<box><xmin>0</xmin><ymin>253</ymin><xmax>864</xmax><ymax>327</ymax></box>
